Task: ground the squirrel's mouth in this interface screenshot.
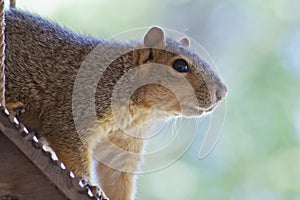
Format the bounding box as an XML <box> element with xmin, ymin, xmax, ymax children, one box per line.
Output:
<box><xmin>178</xmin><ymin>106</ymin><xmax>203</xmax><ymax>117</ymax></box>
<box><xmin>203</xmin><ymin>103</ymin><xmax>218</xmax><ymax>112</ymax></box>
<box><xmin>181</xmin><ymin>103</ymin><xmax>218</xmax><ymax>117</ymax></box>
<box><xmin>167</xmin><ymin>103</ymin><xmax>218</xmax><ymax>118</ymax></box>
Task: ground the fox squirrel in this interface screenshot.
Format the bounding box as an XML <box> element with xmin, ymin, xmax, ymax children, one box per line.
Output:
<box><xmin>4</xmin><ymin>8</ymin><xmax>227</xmax><ymax>200</ymax></box>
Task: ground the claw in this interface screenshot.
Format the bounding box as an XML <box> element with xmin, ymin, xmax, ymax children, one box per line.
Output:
<box><xmin>87</xmin><ymin>184</ymin><xmax>109</xmax><ymax>200</ymax></box>
<box><xmin>6</xmin><ymin>102</ymin><xmax>25</xmax><ymax>116</ymax></box>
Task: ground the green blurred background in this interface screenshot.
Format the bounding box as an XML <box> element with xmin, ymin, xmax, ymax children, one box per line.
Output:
<box><xmin>13</xmin><ymin>0</ymin><xmax>300</xmax><ymax>199</ymax></box>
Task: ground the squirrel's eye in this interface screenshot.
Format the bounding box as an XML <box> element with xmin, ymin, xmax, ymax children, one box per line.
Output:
<box><xmin>172</xmin><ymin>59</ymin><xmax>190</xmax><ymax>73</ymax></box>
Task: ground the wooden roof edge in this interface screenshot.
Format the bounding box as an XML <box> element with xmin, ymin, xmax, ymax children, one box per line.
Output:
<box><xmin>0</xmin><ymin>105</ymin><xmax>101</xmax><ymax>200</ymax></box>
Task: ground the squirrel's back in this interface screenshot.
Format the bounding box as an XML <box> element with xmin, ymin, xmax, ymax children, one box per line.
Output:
<box><xmin>4</xmin><ymin>9</ymin><xmax>102</xmax><ymax>133</ymax></box>
<box><xmin>5</xmin><ymin>9</ymin><xmax>100</xmax><ymax>96</ymax></box>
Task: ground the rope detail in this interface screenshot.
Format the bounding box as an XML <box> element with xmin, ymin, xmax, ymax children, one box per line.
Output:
<box><xmin>0</xmin><ymin>0</ymin><xmax>5</xmax><ymax>106</ymax></box>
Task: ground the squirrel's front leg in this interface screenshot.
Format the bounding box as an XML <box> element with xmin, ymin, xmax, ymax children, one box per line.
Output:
<box><xmin>96</xmin><ymin>162</ymin><xmax>137</xmax><ymax>200</ymax></box>
<box><xmin>94</xmin><ymin>129</ymin><xmax>144</xmax><ymax>200</ymax></box>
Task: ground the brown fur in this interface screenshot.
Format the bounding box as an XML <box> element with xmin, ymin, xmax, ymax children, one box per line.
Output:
<box><xmin>4</xmin><ymin>9</ymin><xmax>227</xmax><ymax>200</ymax></box>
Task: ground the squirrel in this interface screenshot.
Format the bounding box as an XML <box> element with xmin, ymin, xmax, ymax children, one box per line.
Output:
<box><xmin>4</xmin><ymin>8</ymin><xmax>227</xmax><ymax>200</ymax></box>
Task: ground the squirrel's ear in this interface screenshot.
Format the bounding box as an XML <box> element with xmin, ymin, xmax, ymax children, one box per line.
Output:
<box><xmin>179</xmin><ymin>37</ymin><xmax>190</xmax><ymax>47</ymax></box>
<box><xmin>144</xmin><ymin>26</ymin><xmax>165</xmax><ymax>48</ymax></box>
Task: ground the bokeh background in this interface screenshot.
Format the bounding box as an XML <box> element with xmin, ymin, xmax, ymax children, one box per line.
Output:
<box><xmin>11</xmin><ymin>0</ymin><xmax>300</xmax><ymax>199</ymax></box>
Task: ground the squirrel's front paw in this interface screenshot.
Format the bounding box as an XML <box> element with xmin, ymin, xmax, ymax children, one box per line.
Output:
<box><xmin>89</xmin><ymin>185</ymin><xmax>109</xmax><ymax>200</ymax></box>
<box><xmin>80</xmin><ymin>179</ymin><xmax>110</xmax><ymax>200</ymax></box>
<box><xmin>6</xmin><ymin>102</ymin><xmax>25</xmax><ymax>117</ymax></box>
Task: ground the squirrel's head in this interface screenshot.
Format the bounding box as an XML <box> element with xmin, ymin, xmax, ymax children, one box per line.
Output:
<box><xmin>125</xmin><ymin>26</ymin><xmax>227</xmax><ymax>119</ymax></box>
<box><xmin>94</xmin><ymin>26</ymin><xmax>227</xmax><ymax>127</ymax></box>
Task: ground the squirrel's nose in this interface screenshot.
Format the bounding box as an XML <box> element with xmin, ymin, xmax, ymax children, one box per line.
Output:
<box><xmin>215</xmin><ymin>82</ymin><xmax>227</xmax><ymax>101</ymax></box>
